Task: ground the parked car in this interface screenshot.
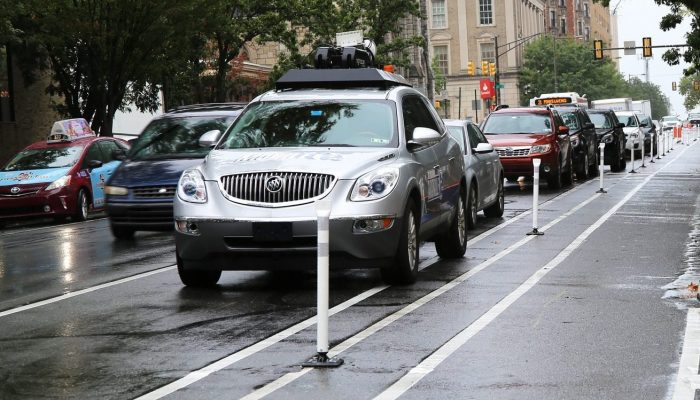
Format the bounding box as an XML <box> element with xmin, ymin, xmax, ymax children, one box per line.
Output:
<box><xmin>555</xmin><ymin>106</ymin><xmax>598</xmax><ymax>180</ymax></box>
<box><xmin>481</xmin><ymin>106</ymin><xmax>574</xmax><ymax>189</ymax></box>
<box><xmin>585</xmin><ymin>109</ymin><xmax>626</xmax><ymax>172</ymax></box>
<box><xmin>660</xmin><ymin>115</ymin><xmax>680</xmax><ymax>133</ymax></box>
<box><xmin>444</xmin><ymin>119</ymin><xmax>504</xmax><ymax>229</ymax></box>
<box><xmin>0</xmin><ymin>119</ymin><xmax>129</xmax><ymax>226</ymax></box>
<box><xmin>173</xmin><ymin>52</ymin><xmax>468</xmax><ymax>287</ymax></box>
<box><xmin>614</xmin><ymin>111</ymin><xmax>644</xmax><ymax>158</ymax></box>
<box><xmin>105</xmin><ymin>103</ymin><xmax>245</xmax><ymax>239</ymax></box>
<box><xmin>635</xmin><ymin>112</ymin><xmax>657</xmax><ymax>155</ymax></box>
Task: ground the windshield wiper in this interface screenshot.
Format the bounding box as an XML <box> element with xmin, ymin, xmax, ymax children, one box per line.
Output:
<box><xmin>307</xmin><ymin>143</ymin><xmax>357</xmax><ymax>147</ymax></box>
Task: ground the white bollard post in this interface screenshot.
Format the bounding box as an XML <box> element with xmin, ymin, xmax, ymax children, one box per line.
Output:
<box><xmin>301</xmin><ymin>198</ymin><xmax>343</xmax><ymax>368</ymax></box>
<box><xmin>640</xmin><ymin>134</ymin><xmax>647</xmax><ymax>168</ymax></box>
<box><xmin>661</xmin><ymin>130</ymin><xmax>666</xmax><ymax>156</ymax></box>
<box><xmin>597</xmin><ymin>143</ymin><xmax>607</xmax><ymax>193</ymax></box>
<box><xmin>630</xmin><ymin>135</ymin><xmax>637</xmax><ymax>173</ymax></box>
<box><xmin>527</xmin><ymin>158</ymin><xmax>544</xmax><ymax>236</ymax></box>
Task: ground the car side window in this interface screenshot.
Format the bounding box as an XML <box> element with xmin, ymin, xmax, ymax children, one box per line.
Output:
<box><xmin>472</xmin><ymin>124</ymin><xmax>489</xmax><ymax>144</ymax></box>
<box><xmin>402</xmin><ymin>95</ymin><xmax>440</xmax><ymax>141</ymax></box>
<box><xmin>562</xmin><ymin>112</ymin><xmax>580</xmax><ymax>130</ymax></box>
<box><xmin>97</xmin><ymin>140</ymin><xmax>122</xmax><ymax>162</ymax></box>
<box><xmin>466</xmin><ymin>124</ymin><xmax>482</xmax><ymax>148</ymax></box>
<box><xmin>82</xmin><ymin>144</ymin><xmax>104</xmax><ymax>169</ymax></box>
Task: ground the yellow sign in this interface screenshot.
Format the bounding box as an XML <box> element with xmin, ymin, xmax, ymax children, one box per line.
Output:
<box><xmin>534</xmin><ymin>97</ymin><xmax>573</xmax><ymax>105</ymax></box>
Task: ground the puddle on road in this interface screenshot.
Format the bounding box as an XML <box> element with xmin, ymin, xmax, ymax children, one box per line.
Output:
<box><xmin>662</xmin><ymin>193</ymin><xmax>700</xmax><ymax>308</ymax></box>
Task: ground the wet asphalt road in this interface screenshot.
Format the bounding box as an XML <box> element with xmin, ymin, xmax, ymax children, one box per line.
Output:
<box><xmin>1</xmin><ymin>142</ymin><xmax>700</xmax><ymax>399</ymax></box>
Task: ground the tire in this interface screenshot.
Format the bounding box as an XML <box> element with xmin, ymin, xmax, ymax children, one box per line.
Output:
<box><xmin>547</xmin><ymin>166</ymin><xmax>562</xmax><ymax>190</ymax></box>
<box><xmin>576</xmin><ymin>152</ymin><xmax>589</xmax><ymax>180</ymax></box>
<box><xmin>562</xmin><ymin>152</ymin><xmax>574</xmax><ymax>187</ymax></box>
<box><xmin>177</xmin><ymin>253</ymin><xmax>221</xmax><ymax>287</ymax></box>
<box><xmin>610</xmin><ymin>146</ymin><xmax>623</xmax><ymax>172</ymax></box>
<box><xmin>111</xmin><ymin>224</ymin><xmax>135</xmax><ymax>240</ymax></box>
<box><xmin>435</xmin><ymin>190</ymin><xmax>468</xmax><ymax>259</ymax></box>
<box><xmin>484</xmin><ymin>177</ymin><xmax>504</xmax><ymax>218</ymax></box>
<box><xmin>465</xmin><ymin>184</ymin><xmax>477</xmax><ymax>230</ymax></box>
<box><xmin>381</xmin><ymin>199</ymin><xmax>420</xmax><ymax>285</ymax></box>
<box><xmin>73</xmin><ymin>189</ymin><xmax>89</xmax><ymax>221</ymax></box>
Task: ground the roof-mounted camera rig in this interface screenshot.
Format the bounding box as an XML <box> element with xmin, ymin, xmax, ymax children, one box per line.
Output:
<box><xmin>314</xmin><ymin>38</ymin><xmax>377</xmax><ymax>69</ymax></box>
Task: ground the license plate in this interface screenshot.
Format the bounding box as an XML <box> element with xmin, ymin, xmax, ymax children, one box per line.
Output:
<box><xmin>252</xmin><ymin>222</ymin><xmax>293</xmax><ymax>242</ymax></box>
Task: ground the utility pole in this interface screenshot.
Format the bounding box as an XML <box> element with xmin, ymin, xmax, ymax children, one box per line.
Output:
<box><xmin>419</xmin><ymin>0</ymin><xmax>434</xmax><ymax>100</ymax></box>
<box><xmin>645</xmin><ymin>57</ymin><xmax>650</xmax><ymax>83</ymax></box>
<box><xmin>495</xmin><ymin>36</ymin><xmax>501</xmax><ymax>105</ymax></box>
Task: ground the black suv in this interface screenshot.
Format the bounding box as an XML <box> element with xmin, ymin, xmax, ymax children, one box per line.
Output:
<box><xmin>636</xmin><ymin>113</ymin><xmax>657</xmax><ymax>155</ymax></box>
<box><xmin>585</xmin><ymin>109</ymin><xmax>626</xmax><ymax>172</ymax></box>
<box><xmin>555</xmin><ymin>106</ymin><xmax>598</xmax><ymax>180</ymax></box>
<box><xmin>104</xmin><ymin>103</ymin><xmax>246</xmax><ymax>239</ymax></box>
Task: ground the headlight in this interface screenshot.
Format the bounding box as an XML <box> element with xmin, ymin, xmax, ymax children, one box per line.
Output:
<box><xmin>178</xmin><ymin>169</ymin><xmax>207</xmax><ymax>203</ymax></box>
<box><xmin>45</xmin><ymin>175</ymin><xmax>71</xmax><ymax>191</ymax></box>
<box><xmin>350</xmin><ymin>167</ymin><xmax>399</xmax><ymax>201</ymax></box>
<box><xmin>602</xmin><ymin>134</ymin><xmax>614</xmax><ymax>144</ymax></box>
<box><xmin>530</xmin><ymin>144</ymin><xmax>551</xmax><ymax>155</ymax></box>
<box><xmin>104</xmin><ymin>185</ymin><xmax>128</xmax><ymax>196</ymax></box>
<box><xmin>570</xmin><ymin>135</ymin><xmax>580</xmax><ymax>147</ymax></box>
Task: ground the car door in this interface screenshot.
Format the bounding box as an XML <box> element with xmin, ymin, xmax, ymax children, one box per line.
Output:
<box><xmin>97</xmin><ymin>140</ymin><xmax>123</xmax><ymax>183</ymax></box>
<box><xmin>81</xmin><ymin>142</ymin><xmax>109</xmax><ymax>209</ymax></box>
<box><xmin>470</xmin><ymin>124</ymin><xmax>500</xmax><ymax>206</ymax></box>
<box><xmin>578</xmin><ymin>110</ymin><xmax>597</xmax><ymax>161</ymax></box>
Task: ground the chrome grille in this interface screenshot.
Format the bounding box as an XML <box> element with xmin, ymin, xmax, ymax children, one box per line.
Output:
<box><xmin>495</xmin><ymin>147</ymin><xmax>531</xmax><ymax>157</ymax></box>
<box><xmin>220</xmin><ymin>172</ymin><xmax>335</xmax><ymax>206</ymax></box>
<box><xmin>133</xmin><ymin>186</ymin><xmax>177</xmax><ymax>199</ymax></box>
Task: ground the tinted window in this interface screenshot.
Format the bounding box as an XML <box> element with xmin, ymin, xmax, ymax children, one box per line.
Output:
<box><xmin>466</xmin><ymin>124</ymin><xmax>483</xmax><ymax>147</ymax></box>
<box><xmin>402</xmin><ymin>95</ymin><xmax>440</xmax><ymax>141</ymax></box>
<box><xmin>218</xmin><ymin>100</ymin><xmax>396</xmax><ymax>149</ymax></box>
<box><xmin>472</xmin><ymin>124</ymin><xmax>489</xmax><ymax>144</ymax></box>
<box><xmin>616</xmin><ymin>114</ymin><xmax>638</xmax><ymax>127</ymax></box>
<box><xmin>130</xmin><ymin>115</ymin><xmax>238</xmax><ymax>160</ymax></box>
<box><xmin>2</xmin><ymin>146</ymin><xmax>83</xmax><ymax>171</ymax></box>
<box><xmin>483</xmin><ymin>112</ymin><xmax>552</xmax><ymax>134</ymax></box>
<box><xmin>588</xmin><ymin>113</ymin><xmax>612</xmax><ymax>129</ymax></box>
<box><xmin>447</xmin><ymin>126</ymin><xmax>466</xmax><ymax>152</ymax></box>
<box><xmin>97</xmin><ymin>140</ymin><xmax>123</xmax><ymax>162</ymax></box>
<box><xmin>82</xmin><ymin>144</ymin><xmax>104</xmax><ymax>169</ymax></box>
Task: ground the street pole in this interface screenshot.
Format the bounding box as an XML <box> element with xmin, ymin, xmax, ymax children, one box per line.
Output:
<box><xmin>458</xmin><ymin>87</ymin><xmax>462</xmax><ymax>120</ymax></box>
<box><xmin>495</xmin><ymin>36</ymin><xmax>501</xmax><ymax>105</ymax></box>
<box><xmin>474</xmin><ymin>89</ymin><xmax>478</xmax><ymax>124</ymax></box>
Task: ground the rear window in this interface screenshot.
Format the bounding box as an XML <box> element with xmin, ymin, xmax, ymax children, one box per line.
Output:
<box><xmin>589</xmin><ymin>113</ymin><xmax>612</xmax><ymax>129</ymax></box>
<box><xmin>616</xmin><ymin>114</ymin><xmax>638</xmax><ymax>127</ymax></box>
<box><xmin>482</xmin><ymin>112</ymin><xmax>552</xmax><ymax>134</ymax></box>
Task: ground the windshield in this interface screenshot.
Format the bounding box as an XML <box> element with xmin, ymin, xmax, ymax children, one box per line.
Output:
<box><xmin>217</xmin><ymin>100</ymin><xmax>397</xmax><ymax>149</ymax></box>
<box><xmin>2</xmin><ymin>146</ymin><xmax>83</xmax><ymax>171</ymax></box>
<box><xmin>616</xmin><ymin>114</ymin><xmax>638</xmax><ymax>127</ymax></box>
<box><xmin>589</xmin><ymin>113</ymin><xmax>612</xmax><ymax>129</ymax></box>
<box><xmin>482</xmin><ymin>113</ymin><xmax>552</xmax><ymax>134</ymax></box>
<box><xmin>661</xmin><ymin>117</ymin><xmax>679</xmax><ymax>124</ymax></box>
<box><xmin>129</xmin><ymin>115</ymin><xmax>238</xmax><ymax>161</ymax></box>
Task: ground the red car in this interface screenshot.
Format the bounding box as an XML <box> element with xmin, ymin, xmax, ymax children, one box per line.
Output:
<box><xmin>481</xmin><ymin>107</ymin><xmax>574</xmax><ymax>189</ymax></box>
<box><xmin>0</xmin><ymin>119</ymin><xmax>129</xmax><ymax>225</ymax></box>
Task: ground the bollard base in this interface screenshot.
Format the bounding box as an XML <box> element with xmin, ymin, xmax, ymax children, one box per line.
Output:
<box><xmin>526</xmin><ymin>228</ymin><xmax>544</xmax><ymax>236</ymax></box>
<box><xmin>301</xmin><ymin>352</ymin><xmax>344</xmax><ymax>368</ymax></box>
<box><xmin>630</xmin><ymin>169</ymin><xmax>637</xmax><ymax>173</ymax></box>
<box><xmin>596</xmin><ymin>188</ymin><xmax>607</xmax><ymax>194</ymax></box>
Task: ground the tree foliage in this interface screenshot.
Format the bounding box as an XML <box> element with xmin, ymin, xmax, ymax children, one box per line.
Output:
<box><xmin>624</xmin><ymin>77</ymin><xmax>670</xmax><ymax>118</ymax></box>
<box><xmin>678</xmin><ymin>74</ymin><xmax>700</xmax><ymax>111</ymax></box>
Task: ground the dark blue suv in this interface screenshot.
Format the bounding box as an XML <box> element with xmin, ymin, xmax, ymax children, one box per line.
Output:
<box><xmin>104</xmin><ymin>103</ymin><xmax>245</xmax><ymax>239</ymax></box>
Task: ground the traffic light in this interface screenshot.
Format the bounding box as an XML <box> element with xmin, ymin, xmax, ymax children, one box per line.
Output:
<box><xmin>642</xmin><ymin>37</ymin><xmax>652</xmax><ymax>58</ymax></box>
<box><xmin>467</xmin><ymin>61</ymin><xmax>475</xmax><ymax>76</ymax></box>
<box><xmin>593</xmin><ymin>40</ymin><xmax>603</xmax><ymax>60</ymax></box>
<box><xmin>489</xmin><ymin>62</ymin><xmax>496</xmax><ymax>76</ymax></box>
<box><xmin>672</xmin><ymin>81</ymin><xmax>677</xmax><ymax>91</ymax></box>
<box><xmin>481</xmin><ymin>60</ymin><xmax>489</xmax><ymax>76</ymax></box>
<box><xmin>434</xmin><ymin>100</ymin><xmax>441</xmax><ymax>109</ymax></box>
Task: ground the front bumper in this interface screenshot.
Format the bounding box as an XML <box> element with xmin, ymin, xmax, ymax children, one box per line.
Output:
<box><xmin>0</xmin><ymin>187</ymin><xmax>76</xmax><ymax>221</ymax></box>
<box><xmin>499</xmin><ymin>153</ymin><xmax>558</xmax><ymax>179</ymax></box>
<box><xmin>105</xmin><ymin>199</ymin><xmax>174</xmax><ymax>230</ymax></box>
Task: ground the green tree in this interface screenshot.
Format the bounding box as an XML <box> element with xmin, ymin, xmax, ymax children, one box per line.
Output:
<box><xmin>678</xmin><ymin>74</ymin><xmax>700</xmax><ymax>110</ymax></box>
<box><xmin>624</xmin><ymin>77</ymin><xmax>670</xmax><ymax>118</ymax></box>
<box><xmin>519</xmin><ymin>36</ymin><xmax>628</xmax><ymax>105</ymax></box>
<box><xmin>432</xmin><ymin>57</ymin><xmax>446</xmax><ymax>95</ymax></box>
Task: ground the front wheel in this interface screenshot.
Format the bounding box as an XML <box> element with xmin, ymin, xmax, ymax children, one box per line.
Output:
<box><xmin>610</xmin><ymin>146</ymin><xmax>623</xmax><ymax>172</ymax></box>
<box><xmin>381</xmin><ymin>199</ymin><xmax>420</xmax><ymax>285</ymax></box>
<box><xmin>576</xmin><ymin>152</ymin><xmax>590</xmax><ymax>180</ymax></box>
<box><xmin>435</xmin><ymin>190</ymin><xmax>468</xmax><ymax>259</ymax></box>
<box><xmin>547</xmin><ymin>167</ymin><xmax>562</xmax><ymax>190</ymax></box>
<box><xmin>177</xmin><ymin>254</ymin><xmax>221</xmax><ymax>287</ymax></box>
<box><xmin>562</xmin><ymin>152</ymin><xmax>574</xmax><ymax>187</ymax></box>
<box><xmin>465</xmin><ymin>185</ymin><xmax>477</xmax><ymax>230</ymax></box>
<box><xmin>73</xmin><ymin>189</ymin><xmax>89</xmax><ymax>221</ymax></box>
<box><xmin>484</xmin><ymin>177</ymin><xmax>505</xmax><ymax>218</ymax></box>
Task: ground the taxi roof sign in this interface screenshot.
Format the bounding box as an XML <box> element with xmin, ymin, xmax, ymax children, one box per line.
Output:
<box><xmin>48</xmin><ymin>118</ymin><xmax>95</xmax><ymax>143</ymax></box>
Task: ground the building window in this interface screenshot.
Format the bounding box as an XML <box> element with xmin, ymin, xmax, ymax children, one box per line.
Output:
<box><xmin>480</xmin><ymin>42</ymin><xmax>495</xmax><ymax>64</ymax></box>
<box><xmin>576</xmin><ymin>0</ymin><xmax>580</xmax><ymax>10</ymax></box>
<box><xmin>584</xmin><ymin>27</ymin><xmax>590</xmax><ymax>41</ymax></box>
<box><xmin>0</xmin><ymin>46</ymin><xmax>14</xmax><ymax>123</ymax></box>
<box><xmin>550</xmin><ymin>10</ymin><xmax>556</xmax><ymax>29</ymax></box>
<box><xmin>577</xmin><ymin>20</ymin><xmax>583</xmax><ymax>36</ymax></box>
<box><xmin>433</xmin><ymin>45</ymin><xmax>449</xmax><ymax>75</ymax></box>
<box><xmin>559</xmin><ymin>0</ymin><xmax>565</xmax><ymax>7</ymax></box>
<box><xmin>479</xmin><ymin>0</ymin><xmax>493</xmax><ymax>25</ymax></box>
<box><xmin>560</xmin><ymin>18</ymin><xmax>566</xmax><ymax>35</ymax></box>
<box><xmin>432</xmin><ymin>0</ymin><xmax>447</xmax><ymax>28</ymax></box>
<box><xmin>583</xmin><ymin>3</ymin><xmax>589</xmax><ymax>17</ymax></box>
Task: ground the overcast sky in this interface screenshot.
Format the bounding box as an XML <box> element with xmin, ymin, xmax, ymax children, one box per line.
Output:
<box><xmin>615</xmin><ymin>0</ymin><xmax>694</xmax><ymax>116</ymax></box>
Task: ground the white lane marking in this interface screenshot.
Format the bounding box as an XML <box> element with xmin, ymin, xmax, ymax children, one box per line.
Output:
<box><xmin>375</xmin><ymin>143</ymin><xmax>689</xmax><ymax>400</ymax></box>
<box><xmin>241</xmin><ymin>194</ymin><xmax>601</xmax><ymax>400</ymax></box>
<box><xmin>673</xmin><ymin>308</ymin><xmax>700</xmax><ymax>400</ymax></box>
<box><xmin>0</xmin><ymin>266</ymin><xmax>176</xmax><ymax>318</ymax></box>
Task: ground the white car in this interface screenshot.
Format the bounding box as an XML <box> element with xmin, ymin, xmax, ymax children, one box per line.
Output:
<box><xmin>444</xmin><ymin>119</ymin><xmax>504</xmax><ymax>229</ymax></box>
<box><xmin>614</xmin><ymin>111</ymin><xmax>643</xmax><ymax>157</ymax></box>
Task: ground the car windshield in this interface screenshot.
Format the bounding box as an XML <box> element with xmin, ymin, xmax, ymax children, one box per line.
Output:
<box><xmin>617</xmin><ymin>114</ymin><xmax>638</xmax><ymax>127</ymax></box>
<box><xmin>2</xmin><ymin>146</ymin><xmax>83</xmax><ymax>171</ymax></box>
<box><xmin>482</xmin><ymin>113</ymin><xmax>552</xmax><ymax>134</ymax></box>
<box><xmin>662</xmin><ymin>117</ymin><xmax>679</xmax><ymax>124</ymax></box>
<box><xmin>217</xmin><ymin>100</ymin><xmax>397</xmax><ymax>149</ymax></box>
<box><xmin>589</xmin><ymin>113</ymin><xmax>612</xmax><ymax>129</ymax></box>
<box><xmin>129</xmin><ymin>115</ymin><xmax>238</xmax><ymax>161</ymax></box>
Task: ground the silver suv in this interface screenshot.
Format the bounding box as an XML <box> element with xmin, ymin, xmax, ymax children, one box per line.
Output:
<box><xmin>173</xmin><ymin>57</ymin><xmax>467</xmax><ymax>287</ymax></box>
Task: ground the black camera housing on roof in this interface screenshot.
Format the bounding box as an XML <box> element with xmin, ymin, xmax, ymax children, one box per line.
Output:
<box><xmin>314</xmin><ymin>45</ymin><xmax>375</xmax><ymax>69</ymax></box>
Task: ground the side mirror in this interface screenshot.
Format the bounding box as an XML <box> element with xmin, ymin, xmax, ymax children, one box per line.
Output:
<box><xmin>584</xmin><ymin>122</ymin><xmax>595</xmax><ymax>130</ymax></box>
<box><xmin>407</xmin><ymin>127</ymin><xmax>441</xmax><ymax>151</ymax></box>
<box><xmin>474</xmin><ymin>142</ymin><xmax>494</xmax><ymax>154</ymax></box>
<box><xmin>86</xmin><ymin>159</ymin><xmax>103</xmax><ymax>170</ymax></box>
<box><xmin>616</xmin><ymin>122</ymin><xmax>625</xmax><ymax>129</ymax></box>
<box><xmin>199</xmin><ymin>129</ymin><xmax>222</xmax><ymax>148</ymax></box>
<box><xmin>557</xmin><ymin>125</ymin><xmax>569</xmax><ymax>135</ymax></box>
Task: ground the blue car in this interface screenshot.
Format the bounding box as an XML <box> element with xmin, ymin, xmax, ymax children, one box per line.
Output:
<box><xmin>104</xmin><ymin>103</ymin><xmax>245</xmax><ymax>239</ymax></box>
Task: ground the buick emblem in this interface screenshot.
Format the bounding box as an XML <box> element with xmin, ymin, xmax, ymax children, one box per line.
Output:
<box><xmin>10</xmin><ymin>187</ymin><xmax>20</xmax><ymax>194</ymax></box>
<box><xmin>265</xmin><ymin>176</ymin><xmax>284</xmax><ymax>193</ymax></box>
